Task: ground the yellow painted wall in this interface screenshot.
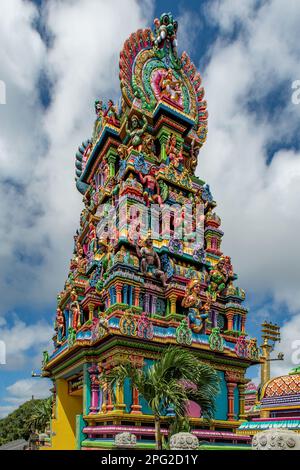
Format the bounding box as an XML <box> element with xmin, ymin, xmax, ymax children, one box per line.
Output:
<box><xmin>50</xmin><ymin>378</ymin><xmax>82</xmax><ymax>450</ymax></box>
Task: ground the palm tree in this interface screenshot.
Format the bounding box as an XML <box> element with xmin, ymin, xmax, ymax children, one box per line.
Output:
<box><xmin>27</xmin><ymin>397</ymin><xmax>52</xmax><ymax>433</ymax></box>
<box><xmin>99</xmin><ymin>346</ymin><xmax>220</xmax><ymax>450</ymax></box>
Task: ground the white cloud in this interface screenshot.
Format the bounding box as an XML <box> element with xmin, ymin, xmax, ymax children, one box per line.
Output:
<box><xmin>0</xmin><ymin>406</ymin><xmax>17</xmax><ymax>419</ymax></box>
<box><xmin>0</xmin><ymin>315</ymin><xmax>52</xmax><ymax>370</ymax></box>
<box><xmin>0</xmin><ymin>379</ymin><xmax>51</xmax><ymax>418</ymax></box>
<box><xmin>0</xmin><ymin>378</ymin><xmax>52</xmax><ymax>418</ymax></box>
<box><xmin>199</xmin><ymin>0</ymin><xmax>300</xmax><ymax>317</ymax></box>
<box><xmin>6</xmin><ymin>378</ymin><xmax>51</xmax><ymax>401</ymax></box>
<box><xmin>0</xmin><ymin>0</ymin><xmax>154</xmax><ymax>313</ymax></box>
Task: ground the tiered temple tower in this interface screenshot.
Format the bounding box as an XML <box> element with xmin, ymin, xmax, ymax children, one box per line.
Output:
<box><xmin>42</xmin><ymin>13</ymin><xmax>260</xmax><ymax>450</ymax></box>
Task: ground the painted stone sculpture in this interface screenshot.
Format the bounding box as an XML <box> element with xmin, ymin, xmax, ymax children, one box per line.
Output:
<box><xmin>136</xmin><ymin>238</ymin><xmax>167</xmax><ymax>287</ymax></box>
<box><xmin>55</xmin><ymin>307</ymin><xmax>65</xmax><ymax>344</ymax></box>
<box><xmin>170</xmin><ymin>432</ymin><xmax>199</xmax><ymax>450</ymax></box>
<box><xmin>252</xmin><ymin>429</ymin><xmax>300</xmax><ymax>451</ymax></box>
<box><xmin>207</xmin><ymin>256</ymin><xmax>234</xmax><ymax>302</ymax></box>
<box><xmin>182</xmin><ymin>279</ymin><xmax>210</xmax><ymax>333</ymax></box>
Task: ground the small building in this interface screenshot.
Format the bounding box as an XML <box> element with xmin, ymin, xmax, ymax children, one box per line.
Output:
<box><xmin>237</xmin><ymin>367</ymin><xmax>300</xmax><ymax>437</ymax></box>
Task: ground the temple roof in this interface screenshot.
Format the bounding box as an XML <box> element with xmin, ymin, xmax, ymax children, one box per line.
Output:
<box><xmin>237</xmin><ymin>419</ymin><xmax>300</xmax><ymax>436</ymax></box>
<box><xmin>262</xmin><ymin>372</ymin><xmax>300</xmax><ymax>398</ymax></box>
<box><xmin>245</xmin><ymin>381</ymin><xmax>257</xmax><ymax>394</ymax></box>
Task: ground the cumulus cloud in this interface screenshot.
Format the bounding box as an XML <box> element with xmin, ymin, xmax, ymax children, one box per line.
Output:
<box><xmin>0</xmin><ymin>315</ymin><xmax>52</xmax><ymax>370</ymax></box>
<box><xmin>6</xmin><ymin>378</ymin><xmax>51</xmax><ymax>401</ymax></box>
<box><xmin>199</xmin><ymin>0</ymin><xmax>300</xmax><ymax>320</ymax></box>
<box><xmin>0</xmin><ymin>378</ymin><xmax>51</xmax><ymax>417</ymax></box>
<box><xmin>0</xmin><ymin>0</ymin><xmax>153</xmax><ymax>315</ymax></box>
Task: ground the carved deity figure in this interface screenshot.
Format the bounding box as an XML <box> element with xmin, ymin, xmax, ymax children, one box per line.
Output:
<box><xmin>207</xmin><ymin>256</ymin><xmax>234</xmax><ymax>302</ymax></box>
<box><xmin>55</xmin><ymin>307</ymin><xmax>65</xmax><ymax>344</ymax></box>
<box><xmin>182</xmin><ymin>279</ymin><xmax>210</xmax><ymax>333</ymax></box>
<box><xmin>159</xmin><ymin>69</ymin><xmax>182</xmax><ymax>102</ymax></box>
<box><xmin>92</xmin><ymin>100</ymin><xmax>104</xmax><ymax>143</ymax></box>
<box><xmin>166</xmin><ymin>133</ymin><xmax>184</xmax><ymax>170</ymax></box>
<box><xmin>126</xmin><ymin>114</ymin><xmax>148</xmax><ymax>154</ymax></box>
<box><xmin>138</xmin><ymin>166</ymin><xmax>162</xmax><ymax>206</ymax></box>
<box><xmin>136</xmin><ymin>237</ymin><xmax>167</xmax><ymax>287</ymax></box>
<box><xmin>117</xmin><ymin>144</ymin><xmax>128</xmax><ymax>161</ymax></box>
<box><xmin>153</xmin><ymin>13</ymin><xmax>178</xmax><ymax>58</ymax></box>
<box><xmin>88</xmin><ymin>222</ymin><xmax>98</xmax><ymax>253</ymax></box>
<box><xmin>142</xmin><ymin>133</ymin><xmax>156</xmax><ymax>159</ymax></box>
<box><xmin>189</xmin><ymin>138</ymin><xmax>200</xmax><ymax>174</ymax></box>
<box><xmin>103</xmin><ymin>99</ymin><xmax>119</xmax><ymax>126</ymax></box>
<box><xmin>70</xmin><ymin>290</ymin><xmax>81</xmax><ymax>330</ymax></box>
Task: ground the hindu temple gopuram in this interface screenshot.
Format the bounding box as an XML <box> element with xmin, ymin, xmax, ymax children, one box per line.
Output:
<box><xmin>42</xmin><ymin>13</ymin><xmax>261</xmax><ymax>450</ymax></box>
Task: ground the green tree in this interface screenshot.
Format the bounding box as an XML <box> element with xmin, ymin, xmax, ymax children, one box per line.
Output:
<box><xmin>0</xmin><ymin>397</ymin><xmax>51</xmax><ymax>446</ymax></box>
<box><xmin>100</xmin><ymin>346</ymin><xmax>220</xmax><ymax>450</ymax></box>
<box><xmin>27</xmin><ymin>397</ymin><xmax>52</xmax><ymax>433</ymax></box>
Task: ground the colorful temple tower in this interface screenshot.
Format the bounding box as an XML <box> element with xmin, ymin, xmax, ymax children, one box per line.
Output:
<box><xmin>42</xmin><ymin>13</ymin><xmax>260</xmax><ymax>450</ymax></box>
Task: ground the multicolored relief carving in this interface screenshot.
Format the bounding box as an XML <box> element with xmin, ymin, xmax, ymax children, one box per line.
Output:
<box><xmin>182</xmin><ymin>279</ymin><xmax>210</xmax><ymax>333</ymax></box>
<box><xmin>44</xmin><ymin>12</ymin><xmax>260</xmax><ymax>450</ymax></box>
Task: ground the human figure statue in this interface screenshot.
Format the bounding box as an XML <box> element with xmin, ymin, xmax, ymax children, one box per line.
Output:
<box><xmin>136</xmin><ymin>237</ymin><xmax>168</xmax><ymax>287</ymax></box>
<box><xmin>190</xmin><ymin>138</ymin><xmax>200</xmax><ymax>174</ymax></box>
<box><xmin>88</xmin><ymin>222</ymin><xmax>98</xmax><ymax>253</ymax></box>
<box><xmin>182</xmin><ymin>279</ymin><xmax>210</xmax><ymax>333</ymax></box>
<box><xmin>153</xmin><ymin>13</ymin><xmax>178</xmax><ymax>58</ymax></box>
<box><xmin>70</xmin><ymin>290</ymin><xmax>81</xmax><ymax>330</ymax></box>
<box><xmin>92</xmin><ymin>100</ymin><xmax>104</xmax><ymax>143</ymax></box>
<box><xmin>126</xmin><ymin>114</ymin><xmax>148</xmax><ymax>154</ymax></box>
<box><xmin>77</xmin><ymin>245</ymin><xmax>87</xmax><ymax>273</ymax></box>
<box><xmin>55</xmin><ymin>307</ymin><xmax>65</xmax><ymax>344</ymax></box>
<box><xmin>166</xmin><ymin>133</ymin><xmax>184</xmax><ymax>170</ymax></box>
<box><xmin>138</xmin><ymin>166</ymin><xmax>162</xmax><ymax>206</ymax></box>
<box><xmin>159</xmin><ymin>69</ymin><xmax>182</xmax><ymax>102</ymax></box>
<box><xmin>103</xmin><ymin>99</ymin><xmax>119</xmax><ymax>126</ymax></box>
<box><xmin>207</xmin><ymin>256</ymin><xmax>234</xmax><ymax>302</ymax></box>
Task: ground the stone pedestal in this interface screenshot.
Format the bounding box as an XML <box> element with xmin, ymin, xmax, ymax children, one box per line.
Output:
<box><xmin>115</xmin><ymin>432</ymin><xmax>137</xmax><ymax>449</ymax></box>
<box><xmin>252</xmin><ymin>429</ymin><xmax>300</xmax><ymax>450</ymax></box>
<box><xmin>170</xmin><ymin>432</ymin><xmax>199</xmax><ymax>450</ymax></box>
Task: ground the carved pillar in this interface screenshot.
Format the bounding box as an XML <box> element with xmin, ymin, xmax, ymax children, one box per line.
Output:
<box><xmin>227</xmin><ymin>312</ymin><xmax>234</xmax><ymax>331</ymax></box>
<box><xmin>131</xmin><ymin>387</ymin><xmax>142</xmax><ymax>414</ymax></box>
<box><xmin>106</xmin><ymin>373</ymin><xmax>114</xmax><ymax>412</ymax></box>
<box><xmin>169</xmin><ymin>294</ymin><xmax>177</xmax><ymax>315</ymax></box>
<box><xmin>226</xmin><ymin>382</ymin><xmax>236</xmax><ymax>420</ymax></box>
<box><xmin>107</xmin><ymin>154</ymin><xmax>117</xmax><ymax>177</ymax></box>
<box><xmin>88</xmin><ymin>364</ymin><xmax>99</xmax><ymax>414</ymax></box>
<box><xmin>134</xmin><ymin>286</ymin><xmax>140</xmax><ymax>307</ymax></box>
<box><xmin>241</xmin><ymin>314</ymin><xmax>246</xmax><ymax>333</ymax></box>
<box><xmin>98</xmin><ymin>365</ymin><xmax>104</xmax><ymax>412</ymax></box>
<box><xmin>144</xmin><ymin>292</ymin><xmax>150</xmax><ymax>314</ymax></box>
<box><xmin>116</xmin><ymin>284</ymin><xmax>122</xmax><ymax>304</ymax></box>
<box><xmin>238</xmin><ymin>383</ymin><xmax>246</xmax><ymax>420</ymax></box>
<box><xmin>211</xmin><ymin>310</ymin><xmax>218</xmax><ymax>328</ymax></box>
<box><xmin>151</xmin><ymin>296</ymin><xmax>157</xmax><ymax>316</ymax></box>
<box><xmin>123</xmin><ymin>285</ymin><xmax>128</xmax><ymax>304</ymax></box>
<box><xmin>88</xmin><ymin>303</ymin><xmax>95</xmax><ymax>321</ymax></box>
<box><xmin>157</xmin><ymin>129</ymin><xmax>169</xmax><ymax>162</ymax></box>
<box><xmin>115</xmin><ymin>383</ymin><xmax>126</xmax><ymax>413</ymax></box>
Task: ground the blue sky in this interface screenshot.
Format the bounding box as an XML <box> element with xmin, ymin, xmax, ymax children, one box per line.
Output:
<box><xmin>0</xmin><ymin>0</ymin><xmax>300</xmax><ymax>417</ymax></box>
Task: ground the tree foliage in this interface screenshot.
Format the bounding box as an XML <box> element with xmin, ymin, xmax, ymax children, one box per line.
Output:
<box><xmin>0</xmin><ymin>397</ymin><xmax>51</xmax><ymax>446</ymax></box>
<box><xmin>99</xmin><ymin>346</ymin><xmax>220</xmax><ymax>449</ymax></box>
